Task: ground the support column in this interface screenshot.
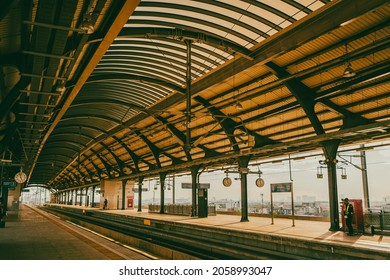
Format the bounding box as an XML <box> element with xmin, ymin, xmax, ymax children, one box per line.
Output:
<box><xmin>91</xmin><ymin>186</ymin><xmax>96</xmax><ymax>207</ymax></box>
<box><xmin>138</xmin><ymin>176</ymin><xmax>144</xmax><ymax>212</ymax></box>
<box><xmin>86</xmin><ymin>187</ymin><xmax>90</xmax><ymax>207</ymax></box>
<box><xmin>238</xmin><ymin>156</ymin><xmax>251</xmax><ymax>222</ymax></box>
<box><xmin>322</xmin><ymin>140</ymin><xmax>340</xmax><ymax>231</ymax></box>
<box><xmin>191</xmin><ymin>165</ymin><xmax>200</xmax><ymax>217</ymax></box>
<box><xmin>121</xmin><ymin>179</ymin><xmax>127</xmax><ymax>210</ymax></box>
<box><xmin>80</xmin><ymin>188</ymin><xmax>83</xmax><ymax>206</ymax></box>
<box><xmin>159</xmin><ymin>172</ymin><xmax>167</xmax><ymax>214</ymax></box>
<box><xmin>74</xmin><ymin>189</ymin><xmax>78</xmax><ymax>206</ymax></box>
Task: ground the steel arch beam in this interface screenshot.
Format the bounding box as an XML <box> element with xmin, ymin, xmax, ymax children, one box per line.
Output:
<box><xmin>86</xmin><ymin>74</ymin><xmax>184</xmax><ymax>94</ymax></box>
<box><xmin>117</xmin><ymin>27</ymin><xmax>253</xmax><ymax>59</ymax></box>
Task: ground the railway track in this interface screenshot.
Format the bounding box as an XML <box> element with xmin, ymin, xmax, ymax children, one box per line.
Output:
<box><xmin>41</xmin><ymin>206</ymin><xmax>305</xmax><ymax>260</ymax></box>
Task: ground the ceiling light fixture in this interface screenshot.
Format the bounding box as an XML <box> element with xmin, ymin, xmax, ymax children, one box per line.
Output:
<box><xmin>79</xmin><ymin>14</ymin><xmax>94</xmax><ymax>34</ymax></box>
<box><xmin>56</xmin><ymin>81</ymin><xmax>66</xmax><ymax>92</ymax></box>
<box><xmin>235</xmin><ymin>101</ymin><xmax>243</xmax><ymax>110</ymax></box>
<box><xmin>343</xmin><ymin>63</ymin><xmax>356</xmax><ymax>78</ymax></box>
<box><xmin>343</xmin><ymin>44</ymin><xmax>356</xmax><ymax>78</ymax></box>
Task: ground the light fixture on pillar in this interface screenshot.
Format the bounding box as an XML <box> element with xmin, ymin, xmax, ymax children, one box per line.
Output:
<box><xmin>343</xmin><ymin>44</ymin><xmax>356</xmax><ymax>78</ymax></box>
<box><xmin>154</xmin><ymin>180</ymin><xmax>159</xmax><ymax>190</ymax></box>
<box><xmin>316</xmin><ymin>166</ymin><xmax>323</xmax><ymax>179</ymax></box>
<box><xmin>341</xmin><ymin>167</ymin><xmax>347</xmax><ymax>179</ymax></box>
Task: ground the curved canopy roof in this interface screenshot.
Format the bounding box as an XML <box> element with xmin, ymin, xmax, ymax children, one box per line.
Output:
<box><xmin>0</xmin><ymin>0</ymin><xmax>389</xmax><ymax>190</ymax></box>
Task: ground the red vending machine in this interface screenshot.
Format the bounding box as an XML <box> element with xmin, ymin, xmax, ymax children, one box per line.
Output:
<box><xmin>127</xmin><ymin>196</ymin><xmax>134</xmax><ymax>209</ymax></box>
<box><xmin>341</xmin><ymin>199</ymin><xmax>364</xmax><ymax>233</ymax></box>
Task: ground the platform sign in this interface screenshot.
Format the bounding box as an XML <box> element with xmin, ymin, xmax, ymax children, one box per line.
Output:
<box><xmin>2</xmin><ymin>181</ymin><xmax>17</xmax><ymax>188</ymax></box>
<box><xmin>132</xmin><ymin>188</ymin><xmax>148</xmax><ymax>193</ymax></box>
<box><xmin>271</xmin><ymin>182</ymin><xmax>292</xmax><ymax>193</ymax></box>
<box><xmin>270</xmin><ymin>182</ymin><xmax>295</xmax><ymax>227</ymax></box>
<box><xmin>182</xmin><ymin>183</ymin><xmax>210</xmax><ymax>189</ymax></box>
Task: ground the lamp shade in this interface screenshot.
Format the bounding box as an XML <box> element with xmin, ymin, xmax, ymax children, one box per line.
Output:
<box><xmin>343</xmin><ymin>63</ymin><xmax>356</xmax><ymax>78</ymax></box>
<box><xmin>79</xmin><ymin>19</ymin><xmax>94</xmax><ymax>34</ymax></box>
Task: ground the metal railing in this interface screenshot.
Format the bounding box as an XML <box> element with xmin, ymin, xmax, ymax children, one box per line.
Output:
<box><xmin>148</xmin><ymin>204</ymin><xmax>216</xmax><ymax>216</ymax></box>
<box><xmin>363</xmin><ymin>208</ymin><xmax>390</xmax><ymax>235</ymax></box>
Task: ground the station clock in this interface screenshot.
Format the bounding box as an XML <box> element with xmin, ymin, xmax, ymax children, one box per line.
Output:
<box><xmin>14</xmin><ymin>171</ymin><xmax>27</xmax><ymax>184</ymax></box>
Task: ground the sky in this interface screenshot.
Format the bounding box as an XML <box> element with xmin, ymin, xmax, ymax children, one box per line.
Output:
<box><xmin>139</xmin><ymin>141</ymin><xmax>390</xmax><ymax>205</ymax></box>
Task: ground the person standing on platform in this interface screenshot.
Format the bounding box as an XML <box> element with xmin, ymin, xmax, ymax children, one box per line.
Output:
<box><xmin>103</xmin><ymin>198</ymin><xmax>108</xmax><ymax>210</ymax></box>
<box><xmin>344</xmin><ymin>198</ymin><xmax>354</xmax><ymax>236</ymax></box>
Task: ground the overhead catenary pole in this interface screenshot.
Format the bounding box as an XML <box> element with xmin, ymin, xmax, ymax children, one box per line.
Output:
<box><xmin>185</xmin><ymin>39</ymin><xmax>192</xmax><ymax>153</ymax></box>
<box><xmin>172</xmin><ymin>174</ymin><xmax>175</xmax><ymax>205</ymax></box>
<box><xmin>185</xmin><ymin>39</ymin><xmax>198</xmax><ymax>217</ymax></box>
<box><xmin>360</xmin><ymin>144</ymin><xmax>370</xmax><ymax>209</ymax></box>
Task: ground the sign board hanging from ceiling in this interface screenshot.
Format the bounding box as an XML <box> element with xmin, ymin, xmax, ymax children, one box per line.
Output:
<box><xmin>270</xmin><ymin>182</ymin><xmax>292</xmax><ymax>193</ymax></box>
<box><xmin>181</xmin><ymin>183</ymin><xmax>210</xmax><ymax>189</ymax></box>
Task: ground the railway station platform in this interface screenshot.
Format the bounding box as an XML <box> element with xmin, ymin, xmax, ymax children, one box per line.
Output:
<box><xmin>104</xmin><ymin>207</ymin><xmax>390</xmax><ymax>259</ymax></box>
<box><xmin>0</xmin><ymin>204</ymin><xmax>155</xmax><ymax>260</ymax></box>
<box><xmin>1</xmin><ymin>203</ymin><xmax>389</xmax><ymax>260</ymax></box>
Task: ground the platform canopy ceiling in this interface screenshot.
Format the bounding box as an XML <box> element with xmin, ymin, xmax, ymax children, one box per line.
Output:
<box><xmin>0</xmin><ymin>0</ymin><xmax>389</xmax><ymax>190</ymax></box>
